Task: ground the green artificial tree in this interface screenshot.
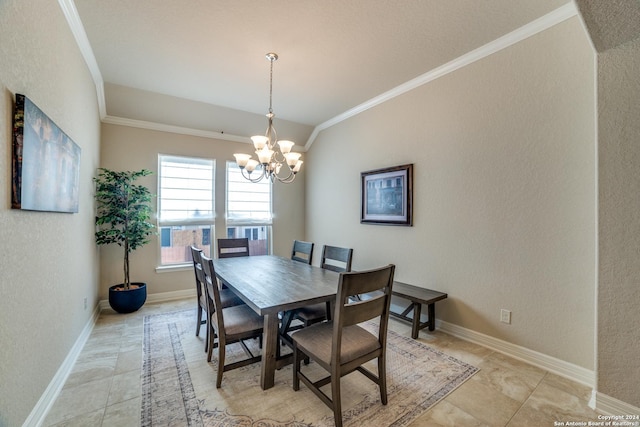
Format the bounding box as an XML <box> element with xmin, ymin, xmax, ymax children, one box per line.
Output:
<box><xmin>94</xmin><ymin>168</ymin><xmax>155</xmax><ymax>289</ymax></box>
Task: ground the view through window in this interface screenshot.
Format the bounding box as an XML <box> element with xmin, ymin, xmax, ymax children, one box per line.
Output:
<box><xmin>226</xmin><ymin>162</ymin><xmax>272</xmax><ymax>256</ymax></box>
<box><xmin>158</xmin><ymin>155</ymin><xmax>215</xmax><ymax>265</ymax></box>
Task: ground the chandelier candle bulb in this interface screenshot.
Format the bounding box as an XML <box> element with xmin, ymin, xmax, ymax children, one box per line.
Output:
<box><xmin>257</xmin><ymin>148</ymin><xmax>274</xmax><ymax>164</ymax></box>
<box><xmin>233</xmin><ymin>153</ymin><xmax>251</xmax><ymax>168</ymax></box>
<box><xmin>251</xmin><ymin>135</ymin><xmax>269</xmax><ymax>150</ymax></box>
<box><xmin>284</xmin><ymin>152</ymin><xmax>302</xmax><ymax>167</ymax></box>
<box><xmin>277</xmin><ymin>140</ymin><xmax>294</xmax><ymax>154</ymax></box>
<box><xmin>245</xmin><ymin>159</ymin><xmax>259</xmax><ymax>172</ymax></box>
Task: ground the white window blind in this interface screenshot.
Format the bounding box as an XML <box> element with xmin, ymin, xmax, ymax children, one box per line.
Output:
<box><xmin>159</xmin><ymin>155</ymin><xmax>215</xmax><ymax>223</ymax></box>
<box><xmin>226</xmin><ymin>162</ymin><xmax>272</xmax><ymax>225</ymax></box>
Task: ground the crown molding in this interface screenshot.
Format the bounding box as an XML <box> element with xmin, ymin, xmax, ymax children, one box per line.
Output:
<box><xmin>102</xmin><ymin>115</ymin><xmax>251</xmax><ymax>144</ymax></box>
<box><xmin>60</xmin><ymin>0</ymin><xmax>578</xmax><ymax>152</ymax></box>
<box><xmin>58</xmin><ymin>0</ymin><xmax>106</xmax><ymax>118</ymax></box>
<box><xmin>304</xmin><ymin>1</ymin><xmax>579</xmax><ymax>150</ymax></box>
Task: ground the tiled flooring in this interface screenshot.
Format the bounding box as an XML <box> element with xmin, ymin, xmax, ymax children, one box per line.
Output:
<box><xmin>43</xmin><ymin>298</ymin><xmax>601</xmax><ymax>426</ymax></box>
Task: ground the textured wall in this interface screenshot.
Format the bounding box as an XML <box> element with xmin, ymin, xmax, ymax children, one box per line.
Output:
<box><xmin>0</xmin><ymin>1</ymin><xmax>101</xmax><ymax>425</ymax></box>
<box><xmin>597</xmin><ymin>36</ymin><xmax>640</xmax><ymax>408</ymax></box>
<box><xmin>576</xmin><ymin>0</ymin><xmax>640</xmax><ymax>409</ymax></box>
<box><xmin>577</xmin><ymin>0</ymin><xmax>640</xmax><ymax>52</ymax></box>
<box><xmin>306</xmin><ymin>17</ymin><xmax>596</xmax><ymax>369</ymax></box>
<box><xmin>99</xmin><ymin>122</ymin><xmax>305</xmax><ymax>300</ymax></box>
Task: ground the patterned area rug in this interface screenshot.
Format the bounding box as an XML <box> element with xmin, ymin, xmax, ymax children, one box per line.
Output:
<box><xmin>142</xmin><ymin>309</ymin><xmax>478</xmax><ymax>427</ymax></box>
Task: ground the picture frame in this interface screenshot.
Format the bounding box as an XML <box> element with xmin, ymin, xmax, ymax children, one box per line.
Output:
<box><xmin>361</xmin><ymin>164</ymin><xmax>413</xmax><ymax>226</ymax></box>
<box><xmin>12</xmin><ymin>94</ymin><xmax>81</xmax><ymax>213</ymax></box>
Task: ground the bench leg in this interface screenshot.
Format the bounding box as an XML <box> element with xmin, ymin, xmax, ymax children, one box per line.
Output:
<box><xmin>411</xmin><ymin>303</ymin><xmax>421</xmax><ymax>339</ymax></box>
<box><xmin>427</xmin><ymin>303</ymin><xmax>436</xmax><ymax>332</ymax></box>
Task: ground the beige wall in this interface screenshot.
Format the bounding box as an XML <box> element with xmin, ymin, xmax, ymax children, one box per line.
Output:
<box><xmin>306</xmin><ymin>17</ymin><xmax>596</xmax><ymax>369</ymax></box>
<box><xmin>0</xmin><ymin>1</ymin><xmax>101</xmax><ymax>425</ymax></box>
<box><xmin>99</xmin><ymin>123</ymin><xmax>305</xmax><ymax>299</ymax></box>
<box><xmin>2</xmin><ymin>2</ymin><xmax>637</xmax><ymax>422</ymax></box>
<box><xmin>597</xmin><ymin>36</ymin><xmax>640</xmax><ymax>407</ymax></box>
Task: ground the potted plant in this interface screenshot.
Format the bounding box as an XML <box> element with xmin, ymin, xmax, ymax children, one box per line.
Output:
<box><xmin>94</xmin><ymin>168</ymin><xmax>155</xmax><ymax>313</ymax></box>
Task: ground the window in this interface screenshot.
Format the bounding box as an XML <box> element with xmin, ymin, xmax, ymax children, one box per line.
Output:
<box><xmin>226</xmin><ymin>162</ymin><xmax>271</xmax><ymax>256</ymax></box>
<box><xmin>158</xmin><ymin>155</ymin><xmax>215</xmax><ymax>265</ymax></box>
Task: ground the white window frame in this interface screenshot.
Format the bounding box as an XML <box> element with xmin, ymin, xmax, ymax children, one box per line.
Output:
<box><xmin>157</xmin><ymin>154</ymin><xmax>216</xmax><ymax>267</ymax></box>
<box><xmin>225</xmin><ymin>161</ymin><xmax>273</xmax><ymax>255</ymax></box>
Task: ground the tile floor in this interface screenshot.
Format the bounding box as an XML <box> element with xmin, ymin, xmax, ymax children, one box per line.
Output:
<box><xmin>43</xmin><ymin>298</ymin><xmax>601</xmax><ymax>426</ymax></box>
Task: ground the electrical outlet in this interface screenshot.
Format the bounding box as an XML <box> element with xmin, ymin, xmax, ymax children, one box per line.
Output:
<box><xmin>84</xmin><ymin>297</ymin><xmax>88</xmax><ymax>310</ymax></box>
<box><xmin>500</xmin><ymin>309</ymin><xmax>511</xmax><ymax>324</ymax></box>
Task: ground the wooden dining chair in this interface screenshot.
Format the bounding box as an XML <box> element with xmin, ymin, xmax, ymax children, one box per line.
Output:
<box><xmin>191</xmin><ymin>246</ymin><xmax>244</xmax><ymax>352</ymax></box>
<box><xmin>190</xmin><ymin>246</ymin><xmax>208</xmax><ymax>338</ymax></box>
<box><xmin>320</xmin><ymin>245</ymin><xmax>353</xmax><ymax>272</ymax></box>
<box><xmin>291</xmin><ymin>239</ymin><xmax>314</xmax><ymax>264</ymax></box>
<box><xmin>289</xmin><ymin>245</ymin><xmax>354</xmax><ymax>328</ymax></box>
<box><xmin>217</xmin><ymin>238</ymin><xmax>250</xmax><ymax>258</ymax></box>
<box><xmin>292</xmin><ymin>264</ymin><xmax>395</xmax><ymax>427</ymax></box>
<box><xmin>201</xmin><ymin>254</ymin><xmax>263</xmax><ymax>388</ymax></box>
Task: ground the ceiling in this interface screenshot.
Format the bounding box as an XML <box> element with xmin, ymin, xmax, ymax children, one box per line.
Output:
<box><xmin>73</xmin><ymin>0</ymin><xmax>569</xmax><ymax>131</ymax></box>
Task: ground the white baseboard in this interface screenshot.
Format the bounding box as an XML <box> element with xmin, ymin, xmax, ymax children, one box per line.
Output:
<box><xmin>29</xmin><ymin>293</ymin><xmax>639</xmax><ymax>426</ymax></box>
<box><xmin>23</xmin><ymin>305</ymin><xmax>100</xmax><ymax>427</ymax></box>
<box><xmin>436</xmin><ymin>319</ymin><xmax>596</xmax><ymax>388</ymax></box>
<box><xmin>429</xmin><ymin>319</ymin><xmax>640</xmax><ymax>416</ymax></box>
<box><xmin>594</xmin><ymin>391</ymin><xmax>640</xmax><ymax>417</ymax></box>
<box><xmin>28</xmin><ymin>290</ymin><xmax>195</xmax><ymax>426</ymax></box>
<box><xmin>98</xmin><ymin>288</ymin><xmax>196</xmax><ymax>311</ymax></box>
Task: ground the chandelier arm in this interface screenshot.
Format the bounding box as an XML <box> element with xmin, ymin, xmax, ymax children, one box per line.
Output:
<box><xmin>241</xmin><ymin>167</ymin><xmax>267</xmax><ymax>183</ymax></box>
<box><xmin>271</xmin><ymin>150</ymin><xmax>286</xmax><ymax>164</ymax></box>
<box><xmin>271</xmin><ymin>168</ymin><xmax>296</xmax><ymax>183</ymax></box>
<box><xmin>276</xmin><ymin>173</ymin><xmax>297</xmax><ymax>184</ymax></box>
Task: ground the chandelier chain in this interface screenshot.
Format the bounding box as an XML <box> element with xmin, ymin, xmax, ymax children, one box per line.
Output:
<box><xmin>269</xmin><ymin>55</ymin><xmax>274</xmax><ymax>115</ymax></box>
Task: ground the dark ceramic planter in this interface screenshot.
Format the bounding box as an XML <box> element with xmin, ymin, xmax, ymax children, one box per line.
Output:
<box><xmin>108</xmin><ymin>282</ymin><xmax>147</xmax><ymax>313</ymax></box>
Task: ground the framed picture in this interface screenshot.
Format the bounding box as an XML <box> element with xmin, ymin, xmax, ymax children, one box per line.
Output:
<box><xmin>12</xmin><ymin>94</ymin><xmax>81</xmax><ymax>213</ymax></box>
<box><xmin>361</xmin><ymin>164</ymin><xmax>413</xmax><ymax>226</ymax></box>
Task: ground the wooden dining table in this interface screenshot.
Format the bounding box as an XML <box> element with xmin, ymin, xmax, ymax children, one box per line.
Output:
<box><xmin>213</xmin><ymin>255</ymin><xmax>340</xmax><ymax>390</ymax></box>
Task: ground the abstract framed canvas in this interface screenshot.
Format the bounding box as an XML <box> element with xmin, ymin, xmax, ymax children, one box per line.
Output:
<box><xmin>361</xmin><ymin>163</ymin><xmax>413</xmax><ymax>226</ymax></box>
<box><xmin>12</xmin><ymin>94</ymin><xmax>81</xmax><ymax>213</ymax></box>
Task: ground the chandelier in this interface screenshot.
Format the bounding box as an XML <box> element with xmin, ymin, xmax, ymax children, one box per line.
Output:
<box><xmin>234</xmin><ymin>52</ymin><xmax>303</xmax><ymax>184</ymax></box>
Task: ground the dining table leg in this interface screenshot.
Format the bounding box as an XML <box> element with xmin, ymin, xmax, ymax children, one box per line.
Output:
<box><xmin>260</xmin><ymin>312</ymin><xmax>279</xmax><ymax>389</ymax></box>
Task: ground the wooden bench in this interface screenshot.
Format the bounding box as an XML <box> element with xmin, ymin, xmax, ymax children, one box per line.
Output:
<box><xmin>390</xmin><ymin>281</ymin><xmax>448</xmax><ymax>339</ymax></box>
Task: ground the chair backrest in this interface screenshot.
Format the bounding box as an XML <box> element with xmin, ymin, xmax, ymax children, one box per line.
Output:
<box><xmin>291</xmin><ymin>240</ymin><xmax>314</xmax><ymax>264</ymax></box>
<box><xmin>201</xmin><ymin>254</ymin><xmax>225</xmax><ymax>331</ymax></box>
<box><xmin>332</xmin><ymin>264</ymin><xmax>395</xmax><ymax>358</ymax></box>
<box><xmin>218</xmin><ymin>238</ymin><xmax>250</xmax><ymax>258</ymax></box>
<box><xmin>320</xmin><ymin>245</ymin><xmax>353</xmax><ymax>273</ymax></box>
<box><xmin>190</xmin><ymin>245</ymin><xmax>205</xmax><ymax>299</ymax></box>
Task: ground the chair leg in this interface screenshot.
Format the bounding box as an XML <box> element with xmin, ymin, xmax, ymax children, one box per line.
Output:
<box><xmin>297</xmin><ymin>325</ymin><xmax>310</xmax><ymax>365</ymax></box>
<box><xmin>207</xmin><ymin>321</ymin><xmax>215</xmax><ymax>362</ymax></box>
<box><xmin>216</xmin><ymin>342</ymin><xmax>225</xmax><ymax>388</ymax></box>
<box><xmin>292</xmin><ymin>346</ymin><xmax>301</xmax><ymax>391</ymax></box>
<box><xmin>204</xmin><ymin>313</ymin><xmax>209</xmax><ymax>353</ymax></box>
<box><xmin>378</xmin><ymin>355</ymin><xmax>388</xmax><ymax>405</ymax></box>
<box><xmin>196</xmin><ymin>305</ymin><xmax>202</xmax><ymax>336</ymax></box>
<box><xmin>325</xmin><ymin>301</ymin><xmax>332</xmax><ymax>321</ymax></box>
<box><xmin>331</xmin><ymin>376</ymin><xmax>343</xmax><ymax>427</ymax></box>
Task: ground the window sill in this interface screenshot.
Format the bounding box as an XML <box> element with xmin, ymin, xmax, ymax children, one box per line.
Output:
<box><xmin>156</xmin><ymin>264</ymin><xmax>191</xmax><ymax>273</ymax></box>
